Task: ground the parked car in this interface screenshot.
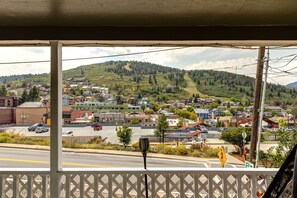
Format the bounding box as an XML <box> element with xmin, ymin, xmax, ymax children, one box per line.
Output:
<box><xmin>0</xmin><ymin>127</ymin><xmax>6</xmax><ymax>133</ymax></box>
<box><xmin>28</xmin><ymin>123</ymin><xmax>44</xmax><ymax>131</ymax></box>
<box><xmin>35</xmin><ymin>126</ymin><xmax>49</xmax><ymax>133</ymax></box>
<box><xmin>93</xmin><ymin>124</ymin><xmax>103</xmax><ymax>131</ymax></box>
<box><xmin>62</xmin><ymin>131</ymin><xmax>74</xmax><ymax>136</ymax></box>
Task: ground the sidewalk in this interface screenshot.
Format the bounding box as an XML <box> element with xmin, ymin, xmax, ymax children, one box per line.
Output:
<box><xmin>0</xmin><ymin>143</ymin><xmax>244</xmax><ymax>165</ymax></box>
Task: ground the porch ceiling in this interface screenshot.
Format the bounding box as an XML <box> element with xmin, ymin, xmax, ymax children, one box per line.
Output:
<box><xmin>0</xmin><ymin>1</ymin><xmax>297</xmax><ymax>44</ymax></box>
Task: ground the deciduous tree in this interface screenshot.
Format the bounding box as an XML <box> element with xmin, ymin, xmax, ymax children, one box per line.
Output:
<box><xmin>117</xmin><ymin>126</ymin><xmax>133</xmax><ymax>147</ymax></box>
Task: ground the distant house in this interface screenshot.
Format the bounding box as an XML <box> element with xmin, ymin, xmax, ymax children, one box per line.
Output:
<box><xmin>62</xmin><ymin>106</ymin><xmax>72</xmax><ymax>124</ymax></box>
<box><xmin>242</xmin><ymin>112</ymin><xmax>251</xmax><ymax>118</ymax></box>
<box><xmin>100</xmin><ymin>87</ymin><xmax>109</xmax><ymax>94</ymax></box>
<box><xmin>266</xmin><ymin>106</ymin><xmax>283</xmax><ymax>113</ymax></box>
<box><xmin>125</xmin><ymin>114</ymin><xmax>152</xmax><ymax>124</ymax></box>
<box><xmin>82</xmin><ymin>85</ymin><xmax>91</xmax><ymax>90</ymax></box>
<box><xmin>15</xmin><ymin>102</ymin><xmax>48</xmax><ymax>124</ymax></box>
<box><xmin>138</xmin><ymin>97</ymin><xmax>150</xmax><ymax>107</ymax></box>
<box><xmin>70</xmin><ymin>84</ymin><xmax>78</xmax><ymax>88</ymax></box>
<box><xmin>167</xmin><ymin>118</ymin><xmax>179</xmax><ymax>127</ymax></box>
<box><xmin>0</xmin><ymin>96</ymin><xmax>22</xmax><ymax>124</ymax></box>
<box><xmin>63</xmin><ymin>95</ymin><xmax>69</xmax><ymax>106</ymax></box>
<box><xmin>94</xmin><ymin>112</ymin><xmax>125</xmax><ymax>123</ymax></box>
<box><xmin>70</xmin><ymin>110</ymin><xmax>93</xmax><ymax>124</ymax></box>
<box><xmin>128</xmin><ymin>104</ymin><xmax>141</xmax><ymax>110</ymax></box>
<box><xmin>73</xmin><ymin>77</ymin><xmax>86</xmax><ymax>83</ymax></box>
<box><xmin>193</xmin><ymin>102</ymin><xmax>203</xmax><ymax>108</ymax></box>
<box><xmin>159</xmin><ymin>110</ymin><xmax>174</xmax><ymax>117</ymax></box>
<box><xmin>218</xmin><ymin>116</ymin><xmax>233</xmax><ymax>127</ymax></box>
<box><xmin>63</xmin><ymin>88</ymin><xmax>72</xmax><ymax>93</ymax></box>
<box><xmin>75</xmin><ymin>101</ymin><xmax>105</xmax><ymax>107</ymax></box>
<box><xmin>201</xmin><ymin>98</ymin><xmax>213</xmax><ymax>104</ymax></box>
<box><xmin>210</xmin><ymin>108</ymin><xmax>220</xmax><ymax>118</ymax></box>
<box><xmin>128</xmin><ymin>97</ymin><xmax>137</xmax><ymax>105</ymax></box>
<box><xmin>264</xmin><ymin>117</ymin><xmax>279</xmax><ymax>128</ymax></box>
<box><xmin>194</xmin><ymin>108</ymin><xmax>210</xmax><ymax>119</ymax></box>
<box><xmin>66</xmin><ymin>78</ymin><xmax>73</xmax><ymax>81</ymax></box>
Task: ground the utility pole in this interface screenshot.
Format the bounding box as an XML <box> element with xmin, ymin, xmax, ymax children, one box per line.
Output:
<box><xmin>250</xmin><ymin>46</ymin><xmax>265</xmax><ymax>164</ymax></box>
<box><xmin>255</xmin><ymin>47</ymin><xmax>269</xmax><ymax>168</ymax></box>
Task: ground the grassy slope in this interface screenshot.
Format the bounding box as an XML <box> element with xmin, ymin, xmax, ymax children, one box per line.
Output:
<box><xmin>63</xmin><ymin>62</ymin><xmax>189</xmax><ymax>99</ymax></box>
<box><xmin>183</xmin><ymin>73</ymin><xmax>208</xmax><ymax>97</ymax></box>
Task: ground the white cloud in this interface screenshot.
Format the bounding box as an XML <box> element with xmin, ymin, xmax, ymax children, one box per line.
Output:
<box><xmin>0</xmin><ymin>46</ymin><xmax>296</xmax><ymax>85</ymax></box>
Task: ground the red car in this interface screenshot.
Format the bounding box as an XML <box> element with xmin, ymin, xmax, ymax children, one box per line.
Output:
<box><xmin>93</xmin><ymin>124</ymin><xmax>103</xmax><ymax>131</ymax></box>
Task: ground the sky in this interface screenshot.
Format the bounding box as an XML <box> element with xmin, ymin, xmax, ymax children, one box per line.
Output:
<box><xmin>0</xmin><ymin>46</ymin><xmax>296</xmax><ymax>85</ymax></box>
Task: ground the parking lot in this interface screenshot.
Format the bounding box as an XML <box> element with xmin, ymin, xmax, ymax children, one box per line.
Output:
<box><xmin>4</xmin><ymin>126</ymin><xmax>155</xmax><ymax>144</ymax></box>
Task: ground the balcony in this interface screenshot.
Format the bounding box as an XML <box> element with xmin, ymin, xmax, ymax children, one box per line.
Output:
<box><xmin>0</xmin><ymin>168</ymin><xmax>293</xmax><ymax>197</ymax></box>
<box><xmin>0</xmin><ymin>42</ymin><xmax>295</xmax><ymax>198</ymax></box>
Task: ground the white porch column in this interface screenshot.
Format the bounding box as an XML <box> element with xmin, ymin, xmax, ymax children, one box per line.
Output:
<box><xmin>50</xmin><ymin>41</ymin><xmax>63</xmax><ymax>198</ymax></box>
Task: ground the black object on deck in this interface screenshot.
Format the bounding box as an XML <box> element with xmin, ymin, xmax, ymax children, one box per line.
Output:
<box><xmin>263</xmin><ymin>144</ymin><xmax>297</xmax><ymax>198</ymax></box>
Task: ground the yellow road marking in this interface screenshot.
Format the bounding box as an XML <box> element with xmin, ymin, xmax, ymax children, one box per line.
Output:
<box><xmin>0</xmin><ymin>158</ymin><xmax>122</xmax><ymax>168</ymax></box>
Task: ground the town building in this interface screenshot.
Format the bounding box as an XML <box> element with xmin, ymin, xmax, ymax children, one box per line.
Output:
<box><xmin>15</xmin><ymin>101</ymin><xmax>48</xmax><ymax>124</ymax></box>
<box><xmin>0</xmin><ymin>96</ymin><xmax>22</xmax><ymax>124</ymax></box>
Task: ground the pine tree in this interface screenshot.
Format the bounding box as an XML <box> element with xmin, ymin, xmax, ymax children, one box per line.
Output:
<box><xmin>149</xmin><ymin>76</ymin><xmax>153</xmax><ymax>84</ymax></box>
<box><xmin>154</xmin><ymin>114</ymin><xmax>169</xmax><ymax>143</ymax></box>
<box><xmin>21</xmin><ymin>90</ymin><xmax>28</xmax><ymax>102</ymax></box>
<box><xmin>153</xmin><ymin>75</ymin><xmax>157</xmax><ymax>84</ymax></box>
<box><xmin>0</xmin><ymin>85</ymin><xmax>7</xmax><ymax>96</ymax></box>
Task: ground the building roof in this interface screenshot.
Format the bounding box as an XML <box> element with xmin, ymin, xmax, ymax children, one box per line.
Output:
<box><xmin>17</xmin><ymin>102</ymin><xmax>45</xmax><ymax>108</ymax></box>
<box><xmin>187</xmin><ymin>130</ymin><xmax>201</xmax><ymax>137</ymax></box>
<box><xmin>194</xmin><ymin>109</ymin><xmax>209</xmax><ymax>114</ymax></box>
<box><xmin>0</xmin><ymin>1</ymin><xmax>297</xmax><ymax>43</ymax></box>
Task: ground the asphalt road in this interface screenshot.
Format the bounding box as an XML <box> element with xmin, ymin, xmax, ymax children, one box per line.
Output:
<box><xmin>0</xmin><ymin>147</ymin><xmax>240</xmax><ymax>169</ymax></box>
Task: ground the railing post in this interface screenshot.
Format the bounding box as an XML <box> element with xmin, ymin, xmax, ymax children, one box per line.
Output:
<box><xmin>0</xmin><ymin>175</ymin><xmax>5</xmax><ymax>197</ymax></box>
<box><xmin>27</xmin><ymin>175</ymin><xmax>33</xmax><ymax>198</ymax></box>
<box><xmin>13</xmin><ymin>175</ymin><xmax>19</xmax><ymax>198</ymax></box>
<box><xmin>50</xmin><ymin>40</ymin><xmax>63</xmax><ymax>198</ymax></box>
<box><xmin>42</xmin><ymin>175</ymin><xmax>49</xmax><ymax>198</ymax></box>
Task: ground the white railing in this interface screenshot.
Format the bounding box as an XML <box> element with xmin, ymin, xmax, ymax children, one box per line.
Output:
<box><xmin>0</xmin><ymin>168</ymin><xmax>293</xmax><ymax>198</ymax></box>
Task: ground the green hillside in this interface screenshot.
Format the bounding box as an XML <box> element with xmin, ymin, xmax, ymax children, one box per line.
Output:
<box><xmin>188</xmin><ymin>70</ymin><xmax>297</xmax><ymax>105</ymax></box>
<box><xmin>63</xmin><ymin>61</ymin><xmax>188</xmax><ymax>100</ymax></box>
<box><xmin>1</xmin><ymin>61</ymin><xmax>296</xmax><ymax>104</ymax></box>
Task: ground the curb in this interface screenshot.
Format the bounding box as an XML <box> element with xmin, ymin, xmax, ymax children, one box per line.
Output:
<box><xmin>0</xmin><ymin>143</ymin><xmax>244</xmax><ymax>165</ymax></box>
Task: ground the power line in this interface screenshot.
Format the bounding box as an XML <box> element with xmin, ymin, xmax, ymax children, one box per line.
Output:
<box><xmin>269</xmin><ymin>53</ymin><xmax>297</xmax><ymax>64</ymax></box>
<box><xmin>267</xmin><ymin>76</ymin><xmax>281</xmax><ymax>85</ymax></box>
<box><xmin>197</xmin><ymin>62</ymin><xmax>257</xmax><ymax>71</ymax></box>
<box><xmin>269</xmin><ymin>54</ymin><xmax>297</xmax><ymax>69</ymax></box>
<box><xmin>0</xmin><ymin>47</ymin><xmax>189</xmax><ymax>65</ymax></box>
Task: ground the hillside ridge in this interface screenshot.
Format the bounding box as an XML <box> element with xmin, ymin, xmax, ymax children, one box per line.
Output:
<box><xmin>1</xmin><ymin>61</ymin><xmax>296</xmax><ymax>103</ymax></box>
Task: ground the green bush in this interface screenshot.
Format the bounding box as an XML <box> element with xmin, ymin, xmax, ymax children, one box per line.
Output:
<box><xmin>88</xmin><ymin>136</ymin><xmax>108</xmax><ymax>144</ymax></box>
<box><xmin>0</xmin><ymin>135</ymin><xmax>11</xmax><ymax>143</ymax></box>
<box><xmin>204</xmin><ymin>147</ymin><xmax>219</xmax><ymax>157</ymax></box>
<box><xmin>163</xmin><ymin>146</ymin><xmax>176</xmax><ymax>155</ymax></box>
<box><xmin>150</xmin><ymin>144</ymin><xmax>166</xmax><ymax>153</ymax></box>
<box><xmin>130</xmin><ymin>118</ymin><xmax>140</xmax><ymax>124</ymax></box>
<box><xmin>190</xmin><ymin>143</ymin><xmax>203</xmax><ymax>150</ymax></box>
<box><xmin>191</xmin><ymin>150</ymin><xmax>203</xmax><ymax>157</ymax></box>
<box><xmin>131</xmin><ymin>142</ymin><xmax>139</xmax><ymax>150</ymax></box>
<box><xmin>175</xmin><ymin>145</ymin><xmax>188</xmax><ymax>156</ymax></box>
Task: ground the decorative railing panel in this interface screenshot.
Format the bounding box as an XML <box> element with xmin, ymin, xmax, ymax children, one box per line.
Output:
<box><xmin>0</xmin><ymin>168</ymin><xmax>293</xmax><ymax>197</ymax></box>
<box><xmin>0</xmin><ymin>169</ymin><xmax>50</xmax><ymax>198</ymax></box>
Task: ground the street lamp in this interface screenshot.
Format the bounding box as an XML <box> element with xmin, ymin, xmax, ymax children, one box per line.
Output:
<box><xmin>139</xmin><ymin>137</ymin><xmax>150</xmax><ymax>198</ymax></box>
